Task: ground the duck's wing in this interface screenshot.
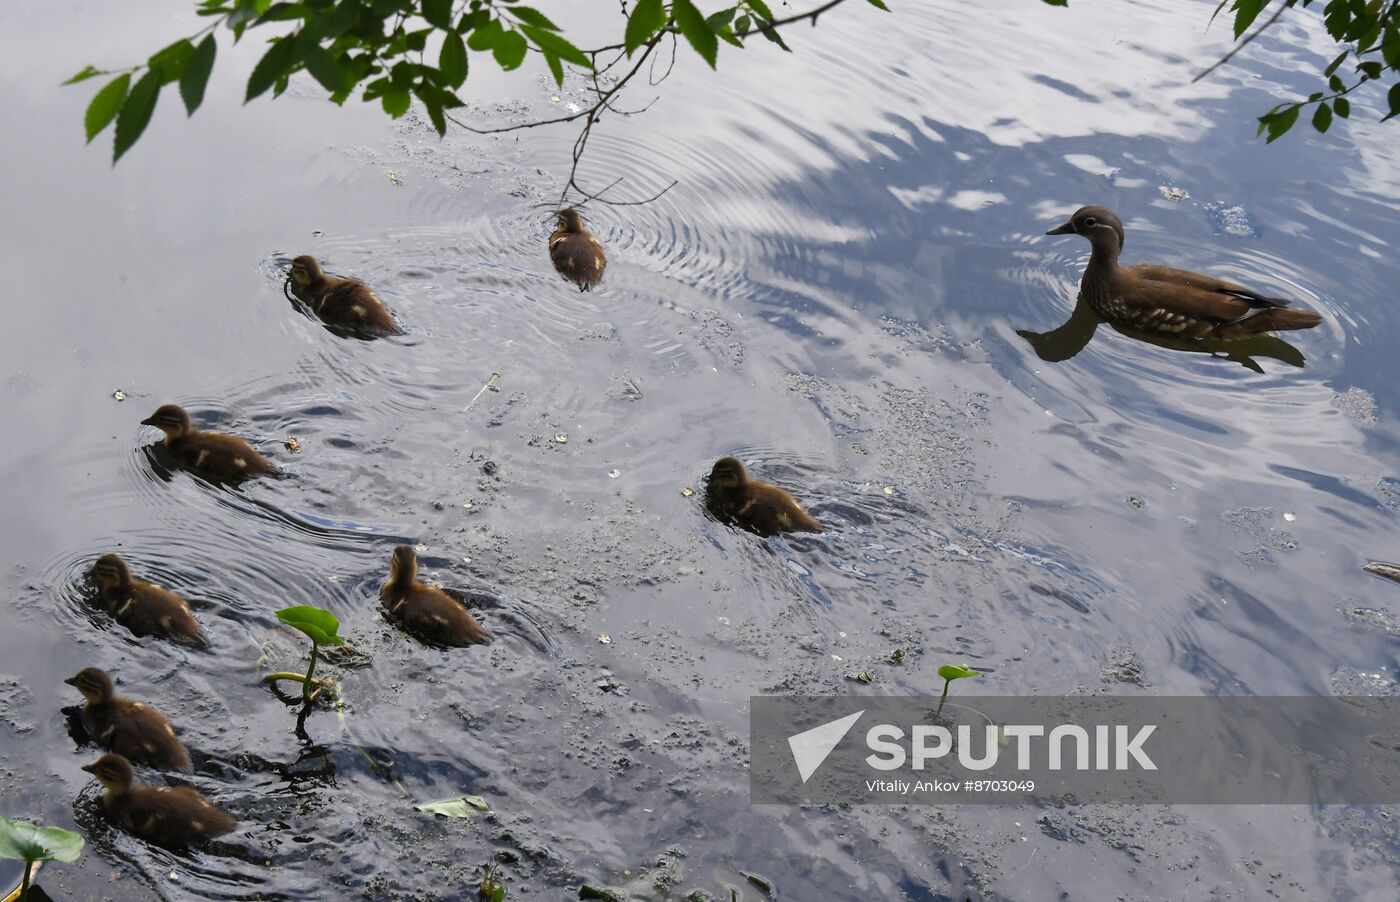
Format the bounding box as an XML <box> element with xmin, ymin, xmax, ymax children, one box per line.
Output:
<box><xmin>1126</xmin><ymin>264</ymin><xmax>1291</xmax><ymax>308</ymax></box>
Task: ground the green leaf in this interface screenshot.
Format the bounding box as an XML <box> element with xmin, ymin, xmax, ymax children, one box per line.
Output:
<box><xmin>180</xmin><ymin>34</ymin><xmax>217</xmax><ymax>115</ymax></box>
<box><xmin>674</xmin><ymin>0</ymin><xmax>718</xmax><ymax>68</ymax></box>
<box><xmin>301</xmin><ymin>38</ymin><xmax>349</xmax><ymax>92</ymax></box>
<box><xmin>257</xmin><ymin>2</ymin><xmax>308</xmax><ymax>23</ymax></box>
<box><xmin>415</xmin><ymin>796</ymin><xmax>491</xmax><ymax>818</ymax></box>
<box><xmin>1323</xmin><ymin>50</ymin><xmax>1348</xmax><ymax>78</ymax></box>
<box><xmin>440</xmin><ymin>31</ymin><xmax>468</xmax><ymax>88</ymax></box>
<box><xmin>84</xmin><ymin>73</ymin><xmax>130</xmax><ymax>143</ymax></box>
<box><xmin>625</xmin><ymin>0</ymin><xmax>667</xmax><ymax>55</ymax></box>
<box><xmin>746</xmin><ymin>0</ymin><xmax>776</xmax><ymax>18</ymax></box>
<box><xmin>149</xmin><ymin>38</ymin><xmax>196</xmax><ymax>84</ymax></box>
<box><xmin>509</xmin><ymin>6</ymin><xmax>561</xmax><ymax>31</ymax></box>
<box><xmin>542</xmin><ymin>48</ymin><xmax>564</xmax><ymax>86</ymax></box>
<box><xmin>1231</xmin><ymin>0</ymin><xmax>1267</xmax><ymax>38</ymax></box>
<box><xmin>422</xmin><ymin>0</ymin><xmax>453</xmax><ymax>29</ymax></box>
<box><xmin>381</xmin><ymin>85</ymin><xmax>411</xmax><ymax>116</ymax></box>
<box><xmin>275</xmin><ymin>605</ymin><xmax>345</xmax><ymax>646</ymax></box>
<box><xmin>1040</xmin><ymin>0</ymin><xmax>1069</xmax><ymax>6</ymax></box>
<box><xmin>246</xmin><ymin>36</ymin><xmax>300</xmax><ymax>100</ymax></box>
<box><xmin>0</xmin><ymin>817</ymin><xmax>85</xmax><ymax>864</ymax></box>
<box><xmin>937</xmin><ymin>664</ymin><xmax>979</xmax><ymax>682</ymax></box>
<box><xmin>520</xmin><ymin>25</ymin><xmax>591</xmax><ymax>69</ymax></box>
<box><xmin>1312</xmin><ymin>102</ymin><xmax>1332</xmax><ymax>133</ymax></box>
<box><xmin>492</xmin><ymin>29</ymin><xmax>528</xmax><ymax>70</ymax></box>
<box><xmin>1333</xmin><ymin>96</ymin><xmax>1349</xmax><ymax>118</ymax></box>
<box><xmin>415</xmin><ymin>84</ymin><xmax>447</xmax><ymax>135</ymax></box>
<box><xmin>63</xmin><ymin>65</ymin><xmax>104</xmax><ymax>85</ymax></box>
<box><xmin>1263</xmin><ymin>104</ymin><xmax>1299</xmax><ymax>142</ymax></box>
<box><xmin>467</xmin><ymin>17</ymin><xmax>503</xmax><ymax>51</ymax></box>
<box><xmin>866</xmin><ymin>0</ymin><xmax>890</xmax><ymax>8</ymax></box>
<box><xmin>735</xmin><ymin>13</ymin><xmax>752</xmax><ymax>35</ymax></box>
<box><xmin>113</xmin><ymin>70</ymin><xmax>160</xmax><ymax>162</ymax></box>
<box><xmin>1383</xmin><ymin>82</ymin><xmax>1400</xmax><ymax>121</ymax></box>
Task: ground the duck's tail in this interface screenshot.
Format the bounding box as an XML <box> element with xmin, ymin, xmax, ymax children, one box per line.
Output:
<box><xmin>1218</xmin><ymin>307</ymin><xmax>1322</xmax><ymax>338</ymax></box>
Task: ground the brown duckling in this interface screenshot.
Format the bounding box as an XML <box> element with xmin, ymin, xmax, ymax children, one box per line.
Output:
<box><xmin>380</xmin><ymin>545</ymin><xmax>489</xmax><ymax>646</ymax></box>
<box><xmin>66</xmin><ymin>667</ymin><xmax>190</xmax><ymax>772</ymax></box>
<box><xmin>706</xmin><ymin>457</ymin><xmax>824</xmax><ymax>538</ymax></box>
<box><xmin>91</xmin><ymin>554</ymin><xmax>206</xmax><ymax>646</ymax></box>
<box><xmin>1046</xmin><ymin>205</ymin><xmax>1323</xmax><ymax>339</ymax></box>
<box><xmin>81</xmin><ymin>753</ymin><xmax>235</xmax><ymax>847</ymax></box>
<box><xmin>287</xmin><ymin>255</ymin><xmax>400</xmax><ymax>335</ymax></box>
<box><xmin>549</xmin><ymin>208</ymin><xmax>606</xmax><ymax>291</ymax></box>
<box><xmin>141</xmin><ymin>403</ymin><xmax>277</xmax><ymax>483</ymax></box>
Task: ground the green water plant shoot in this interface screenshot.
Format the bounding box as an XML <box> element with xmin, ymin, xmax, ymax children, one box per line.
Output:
<box><xmin>264</xmin><ymin>604</ymin><xmax>344</xmax><ymax>704</ymax></box>
<box><xmin>935</xmin><ymin>664</ymin><xmax>979</xmax><ymax>718</ymax></box>
<box><xmin>0</xmin><ymin>816</ymin><xmax>84</xmax><ymax>902</ymax></box>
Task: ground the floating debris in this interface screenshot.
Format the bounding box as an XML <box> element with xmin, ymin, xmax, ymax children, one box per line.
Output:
<box><xmin>680</xmin><ymin>486</ymin><xmax>694</xmax><ymax>497</ymax></box>
<box><xmin>462</xmin><ymin>501</ymin><xmax>475</xmax><ymax>511</ymax></box>
<box><xmin>554</xmin><ymin>432</ymin><xmax>569</xmax><ymax>444</ymax></box>
<box><xmin>1127</xmin><ymin>496</ymin><xmax>1145</xmax><ymax>509</ymax></box>
<box><xmin>284</xmin><ymin>436</ymin><xmax>302</xmax><ymax>453</ymax></box>
<box><xmin>597</xmin><ymin>633</ymin><xmax>612</xmax><ymax>644</ymax></box>
<box><xmin>415</xmin><ymin>796</ymin><xmax>491</xmax><ymax>819</ymax></box>
<box><xmin>415</xmin><ymin>543</ymin><xmax>428</xmax><ymax>554</ymax></box>
<box><xmin>608</xmin><ymin>468</ymin><xmax>621</xmax><ymax>479</ymax></box>
<box><xmin>1364</xmin><ymin>561</ymin><xmax>1400</xmax><ymax>586</ymax></box>
<box><xmin>890</xmin><ymin>649</ymin><xmax>905</xmax><ymax>665</ymax></box>
<box><xmin>1158</xmin><ymin>185</ymin><xmax>1189</xmax><ymax>201</ymax></box>
<box><xmin>883</xmin><ymin>485</ymin><xmax>895</xmax><ymax>495</ymax></box>
<box><xmin>1331</xmin><ymin>387</ymin><xmax>1378</xmax><ymax>425</ymax></box>
<box><xmin>386</xmin><ymin>170</ymin><xmax>403</xmax><ymax>187</ymax></box>
<box><xmin>847</xmin><ymin>671</ymin><xmax>875</xmax><ymax>684</ymax></box>
<box><xmin>311</xmin><ymin>229</ymin><xmax>324</xmax><ymax>237</ymax></box>
<box><xmin>1205</xmin><ymin>202</ymin><xmax>1259</xmax><ymax>238</ymax></box>
<box><xmin>1283</xmin><ymin>512</ymin><xmax>1296</xmax><ymax>522</ymax></box>
<box><xmin>111</xmin><ymin>389</ymin><xmax>127</xmax><ymax>401</ymax></box>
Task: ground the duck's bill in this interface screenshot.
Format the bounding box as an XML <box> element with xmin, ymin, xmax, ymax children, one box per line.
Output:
<box><xmin>62</xmin><ymin>676</ymin><xmax>78</xmax><ymax>686</ymax></box>
<box><xmin>1046</xmin><ymin>222</ymin><xmax>1075</xmax><ymax>235</ymax></box>
<box><xmin>80</xmin><ymin>763</ymin><xmax>96</xmax><ymax>773</ymax></box>
<box><xmin>139</xmin><ymin>415</ymin><xmax>158</xmax><ymax>426</ymax></box>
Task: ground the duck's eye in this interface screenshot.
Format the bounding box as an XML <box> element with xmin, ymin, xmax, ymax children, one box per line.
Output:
<box><xmin>1084</xmin><ymin>216</ymin><xmax>1098</xmax><ymax>227</ymax></box>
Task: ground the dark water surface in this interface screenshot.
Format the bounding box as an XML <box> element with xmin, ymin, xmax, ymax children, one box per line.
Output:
<box><xmin>3</xmin><ymin>0</ymin><xmax>1400</xmax><ymax>899</ymax></box>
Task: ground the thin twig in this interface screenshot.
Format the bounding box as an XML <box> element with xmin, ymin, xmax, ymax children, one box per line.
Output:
<box><xmin>465</xmin><ymin>371</ymin><xmax>502</xmax><ymax>412</ymax></box>
<box><xmin>1194</xmin><ymin>0</ymin><xmax>1293</xmax><ymax>83</ymax></box>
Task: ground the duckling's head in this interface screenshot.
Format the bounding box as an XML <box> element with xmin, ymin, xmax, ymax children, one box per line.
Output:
<box><xmin>384</xmin><ymin>545</ymin><xmax>419</xmax><ymax>595</ymax></box>
<box><xmin>556</xmin><ymin>208</ymin><xmax>584</xmax><ymax>233</ymax></box>
<box><xmin>1046</xmin><ymin>205</ymin><xmax>1125</xmax><ymax>250</ymax></box>
<box><xmin>91</xmin><ymin>554</ymin><xmax>132</xmax><ymax>591</ymax></box>
<box><xmin>709</xmin><ymin>457</ymin><xmax>750</xmax><ymax>491</ymax></box>
<box><xmin>65</xmin><ymin>667</ymin><xmax>116</xmax><ymax>703</ymax></box>
<box><xmin>81</xmin><ymin>753</ymin><xmax>136</xmax><ymax>794</ymax></box>
<box><xmin>289</xmin><ymin>255</ymin><xmax>326</xmax><ymax>288</ymax></box>
<box><xmin>140</xmin><ymin>404</ymin><xmax>192</xmax><ymax>441</ymax></box>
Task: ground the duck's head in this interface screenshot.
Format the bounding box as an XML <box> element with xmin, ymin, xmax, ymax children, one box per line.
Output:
<box><xmin>555</xmin><ymin>208</ymin><xmax>584</xmax><ymax>233</ymax></box>
<box><xmin>1046</xmin><ymin>205</ymin><xmax>1125</xmax><ymax>250</ymax></box>
<box><xmin>140</xmin><ymin>404</ymin><xmax>192</xmax><ymax>441</ymax></box>
<box><xmin>65</xmin><ymin>667</ymin><xmax>116</xmax><ymax>703</ymax></box>
<box><xmin>81</xmin><ymin>753</ymin><xmax>135</xmax><ymax>793</ymax></box>
<box><xmin>289</xmin><ymin>255</ymin><xmax>325</xmax><ymax>288</ymax></box>
<box><xmin>91</xmin><ymin>554</ymin><xmax>132</xmax><ymax>592</ymax></box>
<box><xmin>384</xmin><ymin>545</ymin><xmax>419</xmax><ymax>594</ymax></box>
<box><xmin>709</xmin><ymin>457</ymin><xmax>749</xmax><ymax>491</ymax></box>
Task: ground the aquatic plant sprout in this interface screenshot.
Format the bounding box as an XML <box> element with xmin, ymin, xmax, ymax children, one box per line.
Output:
<box><xmin>0</xmin><ymin>816</ymin><xmax>84</xmax><ymax>902</ymax></box>
<box><xmin>264</xmin><ymin>604</ymin><xmax>344</xmax><ymax>704</ymax></box>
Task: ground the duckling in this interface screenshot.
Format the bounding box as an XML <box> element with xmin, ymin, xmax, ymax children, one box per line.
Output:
<box><xmin>706</xmin><ymin>457</ymin><xmax>824</xmax><ymax>537</ymax></box>
<box><xmin>81</xmin><ymin>753</ymin><xmax>235</xmax><ymax>847</ymax></box>
<box><xmin>287</xmin><ymin>255</ymin><xmax>400</xmax><ymax>335</ymax></box>
<box><xmin>1045</xmin><ymin>205</ymin><xmax>1323</xmax><ymax>339</ymax></box>
<box><xmin>65</xmin><ymin>667</ymin><xmax>190</xmax><ymax>772</ymax></box>
<box><xmin>549</xmin><ymin>208</ymin><xmax>606</xmax><ymax>291</ymax></box>
<box><xmin>90</xmin><ymin>554</ymin><xmax>206</xmax><ymax>646</ymax></box>
<box><xmin>141</xmin><ymin>403</ymin><xmax>277</xmax><ymax>483</ymax></box>
<box><xmin>380</xmin><ymin>545</ymin><xmax>489</xmax><ymax>646</ymax></box>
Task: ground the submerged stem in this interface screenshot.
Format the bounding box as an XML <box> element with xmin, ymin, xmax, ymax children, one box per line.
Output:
<box><xmin>20</xmin><ymin>860</ymin><xmax>32</xmax><ymax>902</ymax></box>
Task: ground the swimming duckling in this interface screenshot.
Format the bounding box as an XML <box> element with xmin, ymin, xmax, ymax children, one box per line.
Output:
<box><xmin>81</xmin><ymin>753</ymin><xmax>235</xmax><ymax>847</ymax></box>
<box><xmin>141</xmin><ymin>403</ymin><xmax>277</xmax><ymax>483</ymax></box>
<box><xmin>65</xmin><ymin>667</ymin><xmax>190</xmax><ymax>772</ymax></box>
<box><xmin>549</xmin><ymin>208</ymin><xmax>606</xmax><ymax>291</ymax></box>
<box><xmin>91</xmin><ymin>554</ymin><xmax>206</xmax><ymax>646</ymax></box>
<box><xmin>380</xmin><ymin>545</ymin><xmax>489</xmax><ymax>646</ymax></box>
<box><xmin>1045</xmin><ymin>205</ymin><xmax>1323</xmax><ymax>339</ymax></box>
<box><xmin>706</xmin><ymin>457</ymin><xmax>824</xmax><ymax>537</ymax></box>
<box><xmin>287</xmin><ymin>255</ymin><xmax>400</xmax><ymax>335</ymax></box>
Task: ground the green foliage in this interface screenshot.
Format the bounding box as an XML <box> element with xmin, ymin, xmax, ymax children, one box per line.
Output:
<box><xmin>276</xmin><ymin>604</ymin><xmax>345</xmax><ymax>647</ymax></box>
<box><xmin>479</xmin><ymin>863</ymin><xmax>506</xmax><ymax>902</ymax></box>
<box><xmin>66</xmin><ymin>0</ymin><xmax>888</xmax><ymax>163</ymax></box>
<box><xmin>936</xmin><ymin>664</ymin><xmax>979</xmax><ymax>682</ymax></box>
<box><xmin>0</xmin><ymin>816</ymin><xmax>83</xmax><ymax>902</ymax></box>
<box><xmin>1214</xmin><ymin>0</ymin><xmax>1400</xmax><ymax>140</ymax></box>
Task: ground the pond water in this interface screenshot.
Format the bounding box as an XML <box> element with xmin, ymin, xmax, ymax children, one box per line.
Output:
<box><xmin>2</xmin><ymin>0</ymin><xmax>1399</xmax><ymax>899</ymax></box>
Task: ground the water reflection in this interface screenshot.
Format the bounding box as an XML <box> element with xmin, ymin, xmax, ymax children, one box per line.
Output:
<box><xmin>1017</xmin><ymin>294</ymin><xmax>1308</xmax><ymax>372</ymax></box>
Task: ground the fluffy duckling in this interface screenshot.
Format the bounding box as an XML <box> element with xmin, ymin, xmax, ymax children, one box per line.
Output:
<box><xmin>91</xmin><ymin>554</ymin><xmax>206</xmax><ymax>646</ymax></box>
<box><xmin>81</xmin><ymin>753</ymin><xmax>235</xmax><ymax>847</ymax></box>
<box><xmin>549</xmin><ymin>208</ymin><xmax>606</xmax><ymax>291</ymax></box>
<box><xmin>287</xmin><ymin>255</ymin><xmax>400</xmax><ymax>335</ymax></box>
<box><xmin>380</xmin><ymin>545</ymin><xmax>489</xmax><ymax>646</ymax></box>
<box><xmin>1046</xmin><ymin>205</ymin><xmax>1323</xmax><ymax>338</ymax></box>
<box><xmin>706</xmin><ymin>457</ymin><xmax>824</xmax><ymax>537</ymax></box>
<box><xmin>66</xmin><ymin>667</ymin><xmax>190</xmax><ymax>772</ymax></box>
<box><xmin>141</xmin><ymin>403</ymin><xmax>277</xmax><ymax>483</ymax></box>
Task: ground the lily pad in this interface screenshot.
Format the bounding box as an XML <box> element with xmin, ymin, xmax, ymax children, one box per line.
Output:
<box><xmin>0</xmin><ymin>816</ymin><xmax>84</xmax><ymax>864</ymax></box>
<box><xmin>275</xmin><ymin>605</ymin><xmax>345</xmax><ymax>646</ymax></box>
<box><xmin>937</xmin><ymin>664</ymin><xmax>979</xmax><ymax>682</ymax></box>
<box><xmin>415</xmin><ymin>796</ymin><xmax>491</xmax><ymax>819</ymax></box>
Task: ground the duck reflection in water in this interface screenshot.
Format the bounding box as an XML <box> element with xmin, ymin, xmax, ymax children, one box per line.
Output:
<box><xmin>1017</xmin><ymin>294</ymin><xmax>1308</xmax><ymax>374</ymax></box>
